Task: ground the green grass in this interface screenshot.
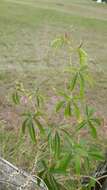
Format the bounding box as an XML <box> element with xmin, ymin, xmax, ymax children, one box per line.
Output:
<box><xmin>0</xmin><ymin>0</ymin><xmax>107</xmax><ymax>168</ymax></box>
<box><xmin>0</xmin><ymin>125</ymin><xmax>36</xmax><ymax>170</ymax></box>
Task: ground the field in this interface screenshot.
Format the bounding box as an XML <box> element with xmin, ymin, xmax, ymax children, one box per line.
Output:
<box><xmin>0</xmin><ymin>0</ymin><xmax>107</xmax><ymax>176</ymax></box>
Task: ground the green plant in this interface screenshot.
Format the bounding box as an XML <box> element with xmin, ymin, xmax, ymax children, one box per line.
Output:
<box><xmin>12</xmin><ymin>34</ymin><xmax>103</xmax><ymax>190</ymax></box>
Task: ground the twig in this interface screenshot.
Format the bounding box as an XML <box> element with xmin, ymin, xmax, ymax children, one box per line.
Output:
<box><xmin>97</xmin><ymin>174</ymin><xmax>107</xmax><ymax>181</ymax></box>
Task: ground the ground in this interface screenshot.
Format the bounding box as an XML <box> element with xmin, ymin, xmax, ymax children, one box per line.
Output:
<box><xmin>0</xmin><ymin>0</ymin><xmax>107</xmax><ymax>166</ymax></box>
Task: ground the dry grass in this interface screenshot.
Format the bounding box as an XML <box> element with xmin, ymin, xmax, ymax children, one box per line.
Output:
<box><xmin>0</xmin><ymin>0</ymin><xmax>107</xmax><ymax>168</ymax></box>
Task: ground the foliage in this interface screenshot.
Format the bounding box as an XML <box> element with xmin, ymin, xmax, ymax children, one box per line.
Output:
<box><xmin>12</xmin><ymin>34</ymin><xmax>103</xmax><ymax>190</ymax></box>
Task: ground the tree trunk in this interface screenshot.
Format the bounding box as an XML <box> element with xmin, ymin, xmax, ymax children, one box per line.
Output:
<box><xmin>0</xmin><ymin>157</ymin><xmax>47</xmax><ymax>190</ymax></box>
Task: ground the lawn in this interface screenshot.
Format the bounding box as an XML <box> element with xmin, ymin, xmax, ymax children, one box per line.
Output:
<box><xmin>0</xmin><ymin>0</ymin><xmax>107</xmax><ymax>170</ymax></box>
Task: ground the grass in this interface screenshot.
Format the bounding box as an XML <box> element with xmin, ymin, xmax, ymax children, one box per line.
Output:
<box><xmin>0</xmin><ymin>0</ymin><xmax>107</xmax><ymax>171</ymax></box>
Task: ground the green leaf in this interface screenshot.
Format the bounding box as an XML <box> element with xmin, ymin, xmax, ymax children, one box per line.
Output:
<box><xmin>88</xmin><ymin>178</ymin><xmax>96</xmax><ymax>189</ymax></box>
<box><xmin>36</xmin><ymin>95</ymin><xmax>40</xmax><ymax>107</ymax></box>
<box><xmin>56</xmin><ymin>101</ymin><xmax>65</xmax><ymax>112</ymax></box>
<box><xmin>37</xmin><ymin>170</ymin><xmax>45</xmax><ymax>186</ymax></box>
<box><xmin>35</xmin><ymin>94</ymin><xmax>44</xmax><ymax>107</ymax></box>
<box><xmin>85</xmin><ymin>72</ymin><xmax>94</xmax><ymax>86</ymax></box>
<box><xmin>86</xmin><ymin>106</ymin><xmax>95</xmax><ymax>117</ymax></box>
<box><xmin>78</xmin><ymin>48</ymin><xmax>87</xmax><ymax>65</ymax></box>
<box><xmin>69</xmin><ymin>73</ymin><xmax>78</xmax><ymax>91</ymax></box>
<box><xmin>91</xmin><ymin>118</ymin><xmax>101</xmax><ymax>126</ymax></box>
<box><xmin>88</xmin><ymin>121</ymin><xmax>97</xmax><ymax>138</ymax></box>
<box><xmin>45</xmin><ymin>172</ymin><xmax>60</xmax><ymax>190</ymax></box>
<box><xmin>12</xmin><ymin>92</ymin><xmax>20</xmax><ymax>104</ymax></box>
<box><xmin>77</xmin><ymin>121</ymin><xmax>86</xmax><ymax>131</ymax></box>
<box><xmin>58</xmin><ymin>91</ymin><xmax>70</xmax><ymax>100</ymax></box>
<box><xmin>28</xmin><ymin>120</ymin><xmax>36</xmax><ymax>143</ymax></box>
<box><xmin>41</xmin><ymin>160</ymin><xmax>48</xmax><ymax>170</ymax></box>
<box><xmin>64</xmin><ymin>101</ymin><xmax>71</xmax><ymax>117</ymax></box>
<box><xmin>80</xmin><ymin>64</ymin><xmax>88</xmax><ymax>72</ymax></box>
<box><xmin>54</xmin><ymin>131</ymin><xmax>61</xmax><ymax>158</ymax></box>
<box><xmin>34</xmin><ymin>118</ymin><xmax>45</xmax><ymax>135</ymax></box>
<box><xmin>48</xmin><ymin>131</ymin><xmax>53</xmax><ymax>153</ymax></box>
<box><xmin>79</xmin><ymin>73</ymin><xmax>85</xmax><ymax>97</ymax></box>
<box><xmin>50</xmin><ymin>167</ymin><xmax>66</xmax><ymax>175</ymax></box>
<box><xmin>61</xmin><ymin>129</ymin><xmax>74</xmax><ymax>146</ymax></box>
<box><xmin>75</xmin><ymin>155</ymin><xmax>81</xmax><ymax>174</ymax></box>
<box><xmin>89</xmin><ymin>152</ymin><xmax>104</xmax><ymax>161</ymax></box>
<box><xmin>73</xmin><ymin>102</ymin><xmax>80</xmax><ymax>119</ymax></box>
<box><xmin>34</xmin><ymin>111</ymin><xmax>43</xmax><ymax>117</ymax></box>
<box><xmin>51</xmin><ymin>37</ymin><xmax>64</xmax><ymax>49</ymax></box>
<box><xmin>86</xmin><ymin>105</ymin><xmax>89</xmax><ymax>117</ymax></box>
<box><xmin>90</xmin><ymin>126</ymin><xmax>97</xmax><ymax>138</ymax></box>
<box><xmin>22</xmin><ymin>119</ymin><xmax>28</xmax><ymax>134</ymax></box>
<box><xmin>58</xmin><ymin>153</ymin><xmax>71</xmax><ymax>172</ymax></box>
<box><xmin>49</xmin><ymin>131</ymin><xmax>61</xmax><ymax>158</ymax></box>
<box><xmin>50</xmin><ymin>154</ymin><xmax>71</xmax><ymax>174</ymax></box>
